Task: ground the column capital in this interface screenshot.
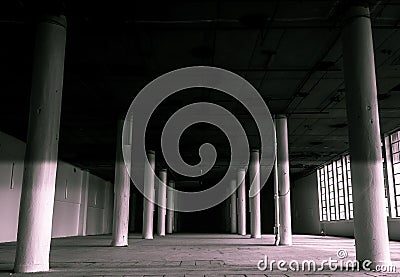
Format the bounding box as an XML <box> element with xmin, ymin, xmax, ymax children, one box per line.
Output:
<box><xmin>39</xmin><ymin>15</ymin><xmax>67</xmax><ymax>28</ymax></box>
<box><xmin>168</xmin><ymin>180</ymin><xmax>175</xmax><ymax>188</ymax></box>
<box><xmin>342</xmin><ymin>5</ymin><xmax>370</xmax><ymax>27</ymax></box>
<box><xmin>274</xmin><ymin>114</ymin><xmax>288</xmax><ymax>120</ymax></box>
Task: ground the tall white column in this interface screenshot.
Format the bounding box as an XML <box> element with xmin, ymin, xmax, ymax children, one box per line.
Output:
<box><xmin>111</xmin><ymin>120</ymin><xmax>132</xmax><ymax>246</ymax></box>
<box><xmin>14</xmin><ymin>15</ymin><xmax>66</xmax><ymax>273</ymax></box>
<box><xmin>173</xmin><ymin>187</ymin><xmax>179</xmax><ymax>232</ymax></box>
<box><xmin>78</xmin><ymin>170</ymin><xmax>89</xmax><ymax>236</ymax></box>
<box><xmin>273</xmin><ymin>159</ymin><xmax>280</xmax><ymax>246</ymax></box>
<box><xmin>129</xmin><ymin>117</ymin><xmax>136</xmax><ymax>233</ymax></box>
<box><xmin>230</xmin><ymin>180</ymin><xmax>237</xmax><ymax>234</ymax></box>
<box><xmin>341</xmin><ymin>5</ymin><xmax>391</xmax><ymax>267</ymax></box>
<box><xmin>275</xmin><ymin>115</ymin><xmax>292</xmax><ymax>246</ymax></box>
<box><xmin>249</xmin><ymin>149</ymin><xmax>261</xmax><ymax>238</ymax></box>
<box><xmin>157</xmin><ymin>169</ymin><xmax>167</xmax><ymax>236</ymax></box>
<box><xmin>166</xmin><ymin>180</ymin><xmax>175</xmax><ymax>234</ymax></box>
<box><xmin>237</xmin><ymin>168</ymin><xmax>246</xmax><ymax>235</ymax></box>
<box><xmin>142</xmin><ymin>150</ymin><xmax>155</xmax><ymax>239</ymax></box>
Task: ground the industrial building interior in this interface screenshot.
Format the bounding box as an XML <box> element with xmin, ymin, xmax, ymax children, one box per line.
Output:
<box><xmin>1</xmin><ymin>0</ymin><xmax>400</xmax><ymax>276</ymax></box>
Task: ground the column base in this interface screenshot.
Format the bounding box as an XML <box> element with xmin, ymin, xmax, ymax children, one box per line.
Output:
<box><xmin>143</xmin><ymin>236</ymin><xmax>153</xmax><ymax>240</ymax></box>
<box><xmin>278</xmin><ymin>243</ymin><xmax>292</xmax><ymax>246</ymax></box>
<box><xmin>14</xmin><ymin>263</ymin><xmax>49</xmax><ymax>273</ymax></box>
<box><xmin>111</xmin><ymin>240</ymin><xmax>128</xmax><ymax>247</ymax></box>
<box><xmin>251</xmin><ymin>234</ymin><xmax>262</xmax><ymax>239</ymax></box>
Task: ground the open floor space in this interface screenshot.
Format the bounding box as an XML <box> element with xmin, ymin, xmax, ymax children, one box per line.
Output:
<box><xmin>1</xmin><ymin>234</ymin><xmax>400</xmax><ymax>276</ymax></box>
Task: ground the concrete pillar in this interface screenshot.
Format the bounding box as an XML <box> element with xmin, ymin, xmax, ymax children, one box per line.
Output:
<box><xmin>249</xmin><ymin>149</ymin><xmax>261</xmax><ymax>238</ymax></box>
<box><xmin>78</xmin><ymin>170</ymin><xmax>90</xmax><ymax>236</ymax></box>
<box><xmin>273</xmin><ymin>158</ymin><xmax>280</xmax><ymax>245</ymax></box>
<box><xmin>128</xmin><ymin>117</ymin><xmax>136</xmax><ymax>233</ymax></box>
<box><xmin>173</xmin><ymin>188</ymin><xmax>179</xmax><ymax>233</ymax></box>
<box><xmin>237</xmin><ymin>168</ymin><xmax>246</xmax><ymax>235</ymax></box>
<box><xmin>13</xmin><ymin>15</ymin><xmax>66</xmax><ymax>273</ymax></box>
<box><xmin>157</xmin><ymin>169</ymin><xmax>167</xmax><ymax>236</ymax></box>
<box><xmin>166</xmin><ymin>180</ymin><xmax>175</xmax><ymax>234</ymax></box>
<box><xmin>341</xmin><ymin>5</ymin><xmax>391</xmax><ymax>267</ymax></box>
<box><xmin>111</xmin><ymin>120</ymin><xmax>132</xmax><ymax>246</ymax></box>
<box><xmin>230</xmin><ymin>180</ymin><xmax>237</xmax><ymax>234</ymax></box>
<box><xmin>275</xmin><ymin>115</ymin><xmax>292</xmax><ymax>246</ymax></box>
<box><xmin>142</xmin><ymin>150</ymin><xmax>156</xmax><ymax>239</ymax></box>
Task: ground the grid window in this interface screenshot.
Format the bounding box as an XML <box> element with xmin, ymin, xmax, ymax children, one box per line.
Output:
<box><xmin>390</xmin><ymin>130</ymin><xmax>400</xmax><ymax>217</ymax></box>
<box><xmin>318</xmin><ymin>138</ymin><xmax>392</xmax><ymax>221</ymax></box>
<box><xmin>345</xmin><ymin>155</ymin><xmax>354</xmax><ymax>219</ymax></box>
<box><xmin>336</xmin><ymin>160</ymin><xmax>346</xmax><ymax>220</ymax></box>
<box><xmin>317</xmin><ymin>169</ymin><xmax>328</xmax><ymax>221</ymax></box>
<box><xmin>327</xmin><ymin>164</ymin><xmax>336</xmax><ymax>220</ymax></box>
<box><xmin>382</xmin><ymin>154</ymin><xmax>390</xmax><ymax>216</ymax></box>
<box><xmin>317</xmin><ymin>156</ymin><xmax>352</xmax><ymax>221</ymax></box>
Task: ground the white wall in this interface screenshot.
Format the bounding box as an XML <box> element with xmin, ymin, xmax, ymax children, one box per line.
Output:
<box><xmin>52</xmin><ymin>161</ymin><xmax>83</xmax><ymax>238</ymax></box>
<box><xmin>0</xmin><ymin>132</ymin><xmax>25</xmax><ymax>242</ymax></box>
<box><xmin>293</xmin><ymin>171</ymin><xmax>400</xmax><ymax>241</ymax></box>
<box><xmin>86</xmin><ymin>174</ymin><xmax>106</xmax><ymax>235</ymax></box>
<box><xmin>0</xmin><ymin>131</ymin><xmax>114</xmax><ymax>243</ymax></box>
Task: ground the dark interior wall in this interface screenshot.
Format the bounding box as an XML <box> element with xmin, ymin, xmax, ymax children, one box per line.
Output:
<box><xmin>164</xmin><ymin>173</ymin><xmax>276</xmax><ymax>234</ymax></box>
<box><xmin>177</xmin><ymin>202</ymin><xmax>227</xmax><ymax>233</ymax></box>
<box><xmin>291</xmin><ymin>172</ymin><xmax>321</xmax><ymax>235</ymax></box>
<box><xmin>129</xmin><ymin>189</ymin><xmax>143</xmax><ymax>232</ymax></box>
<box><xmin>261</xmin><ymin>177</ymin><xmax>275</xmax><ymax>234</ymax></box>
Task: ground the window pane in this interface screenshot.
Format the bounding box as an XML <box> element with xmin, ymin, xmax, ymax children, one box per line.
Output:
<box><xmin>395</xmin><ymin>185</ymin><xmax>400</xmax><ymax>196</ymax></box>
<box><xmin>391</xmin><ymin>131</ymin><xmax>399</xmax><ymax>143</ymax></box>
<box><xmin>394</xmin><ymin>153</ymin><xmax>400</xmax><ymax>163</ymax></box>
<box><xmin>394</xmin><ymin>163</ymin><xmax>400</xmax><ymax>173</ymax></box>
<box><xmin>392</xmin><ymin>142</ymin><xmax>399</xmax><ymax>153</ymax></box>
<box><xmin>395</xmin><ymin>174</ymin><xmax>400</xmax><ymax>185</ymax></box>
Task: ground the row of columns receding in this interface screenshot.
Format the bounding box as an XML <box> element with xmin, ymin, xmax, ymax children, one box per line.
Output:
<box><xmin>111</xmin><ymin>119</ymin><xmax>291</xmax><ymax>245</ymax></box>
<box><xmin>12</xmin><ymin>5</ymin><xmax>392</xmax><ymax>273</ymax></box>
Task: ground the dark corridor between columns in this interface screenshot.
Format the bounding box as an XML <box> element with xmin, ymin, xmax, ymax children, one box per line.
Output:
<box><xmin>129</xmin><ymin>177</ymin><xmax>275</xmax><ymax>234</ymax></box>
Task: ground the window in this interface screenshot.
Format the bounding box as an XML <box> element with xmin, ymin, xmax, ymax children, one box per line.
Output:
<box><xmin>327</xmin><ymin>164</ymin><xmax>336</xmax><ymax>220</ymax></box>
<box><xmin>390</xmin><ymin>130</ymin><xmax>400</xmax><ymax>217</ymax></box>
<box><xmin>317</xmin><ymin>155</ymin><xmax>352</xmax><ymax>221</ymax></box>
<box><xmin>317</xmin><ymin>169</ymin><xmax>328</xmax><ymax>221</ymax></box>
<box><xmin>336</xmin><ymin>160</ymin><xmax>346</xmax><ymax>220</ymax></box>
<box><xmin>318</xmin><ymin>130</ymin><xmax>399</xmax><ymax>221</ymax></box>
<box><xmin>345</xmin><ymin>155</ymin><xmax>353</xmax><ymax>219</ymax></box>
<box><xmin>382</xmin><ymin>154</ymin><xmax>390</xmax><ymax>216</ymax></box>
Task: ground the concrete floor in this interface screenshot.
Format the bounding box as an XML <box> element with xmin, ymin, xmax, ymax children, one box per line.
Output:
<box><xmin>0</xmin><ymin>234</ymin><xmax>399</xmax><ymax>276</ymax></box>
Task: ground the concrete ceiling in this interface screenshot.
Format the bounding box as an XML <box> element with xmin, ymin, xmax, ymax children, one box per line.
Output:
<box><xmin>1</xmin><ymin>0</ymin><xmax>400</xmax><ymax>182</ymax></box>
